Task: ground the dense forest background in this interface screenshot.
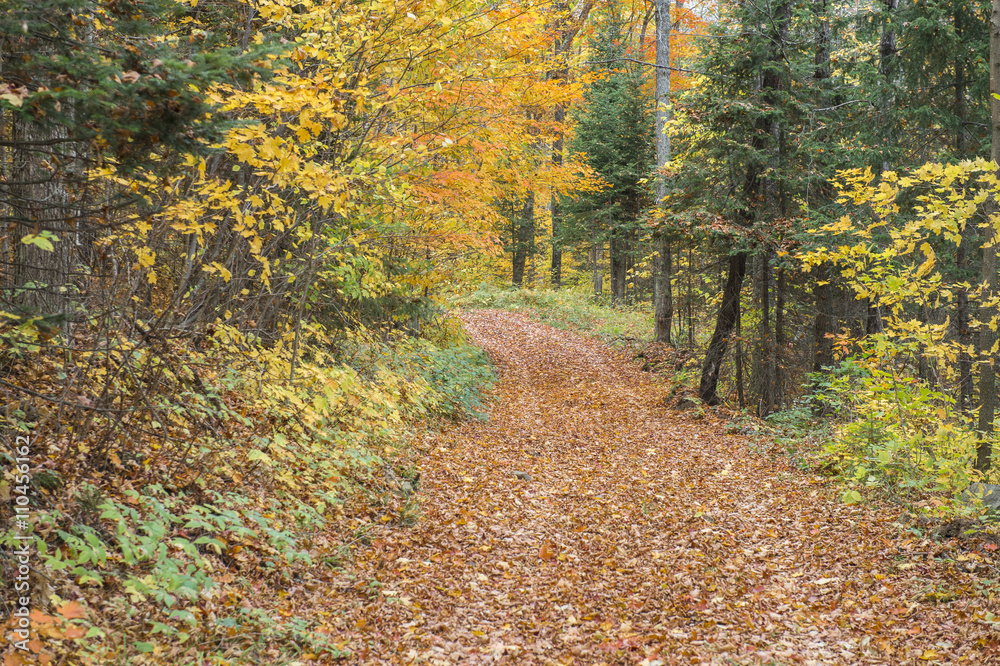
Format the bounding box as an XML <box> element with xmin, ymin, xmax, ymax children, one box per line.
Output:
<box><xmin>4</xmin><ymin>0</ymin><xmax>1000</xmax><ymax>661</ymax></box>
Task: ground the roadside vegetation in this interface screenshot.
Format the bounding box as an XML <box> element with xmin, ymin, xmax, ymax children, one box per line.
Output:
<box><xmin>2</xmin><ymin>312</ymin><xmax>494</xmax><ymax>663</ymax></box>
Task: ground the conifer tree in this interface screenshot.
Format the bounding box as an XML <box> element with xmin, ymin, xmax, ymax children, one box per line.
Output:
<box><xmin>564</xmin><ymin>11</ymin><xmax>654</xmax><ymax>302</ymax></box>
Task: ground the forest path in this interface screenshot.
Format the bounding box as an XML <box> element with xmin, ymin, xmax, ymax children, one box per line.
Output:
<box><xmin>326</xmin><ymin>310</ymin><xmax>997</xmax><ymax>665</ymax></box>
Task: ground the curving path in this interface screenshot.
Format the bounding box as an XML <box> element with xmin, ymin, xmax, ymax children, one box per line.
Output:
<box><xmin>322</xmin><ymin>310</ymin><xmax>1000</xmax><ymax>665</ymax></box>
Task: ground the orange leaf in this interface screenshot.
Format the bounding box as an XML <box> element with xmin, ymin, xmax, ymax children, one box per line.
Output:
<box><xmin>539</xmin><ymin>543</ymin><xmax>555</xmax><ymax>561</ymax></box>
<box><xmin>63</xmin><ymin>626</ymin><xmax>87</xmax><ymax>639</ymax></box>
<box><xmin>29</xmin><ymin>610</ymin><xmax>57</xmax><ymax>625</ymax></box>
<box><xmin>57</xmin><ymin>600</ymin><xmax>86</xmax><ymax>620</ymax></box>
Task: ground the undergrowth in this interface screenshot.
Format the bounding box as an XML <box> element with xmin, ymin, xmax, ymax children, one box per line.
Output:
<box><xmin>0</xmin><ymin>313</ymin><xmax>494</xmax><ymax>664</ymax></box>
<box><xmin>739</xmin><ymin>359</ymin><xmax>1000</xmax><ymax>523</ymax></box>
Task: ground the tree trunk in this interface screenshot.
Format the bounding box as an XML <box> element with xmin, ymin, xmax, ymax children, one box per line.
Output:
<box><xmin>955</xmin><ymin>10</ymin><xmax>968</xmax><ymax>161</ymax></box>
<box><xmin>753</xmin><ymin>252</ymin><xmax>775</xmax><ymax>417</ymax></box>
<box><xmin>551</xmin><ymin>102</ymin><xmax>564</xmax><ymax>288</ymax></box>
<box><xmin>976</xmin><ymin>0</ymin><xmax>1000</xmax><ymax>471</ymax></box>
<box><xmin>813</xmin><ymin>0</ymin><xmax>831</xmax><ymax>81</ymax></box>
<box><xmin>687</xmin><ymin>246</ymin><xmax>694</xmax><ymax>346</ymax></box>
<box><xmin>812</xmin><ymin>263</ymin><xmax>835</xmax><ymax>373</ymax></box>
<box><xmin>655</xmin><ymin>241</ymin><xmax>673</xmax><ymax>342</ymax></box>
<box><xmin>610</xmin><ymin>233</ymin><xmax>627</xmax><ymax>302</ymax></box>
<box><xmin>653</xmin><ymin>0</ymin><xmax>673</xmax><ymax>342</ymax></box>
<box><xmin>699</xmin><ymin>253</ymin><xmax>747</xmax><ymax>405</ymax></box>
<box><xmin>774</xmin><ymin>266</ymin><xmax>786</xmax><ymax>411</ymax></box>
<box><xmin>512</xmin><ymin>192</ymin><xmax>534</xmax><ymax>287</ymax></box>
<box><xmin>735</xmin><ymin>299</ymin><xmax>746</xmax><ymax>410</ymax></box>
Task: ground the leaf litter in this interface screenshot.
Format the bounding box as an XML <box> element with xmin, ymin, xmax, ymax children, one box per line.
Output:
<box><xmin>319</xmin><ymin>310</ymin><xmax>1000</xmax><ymax>665</ymax></box>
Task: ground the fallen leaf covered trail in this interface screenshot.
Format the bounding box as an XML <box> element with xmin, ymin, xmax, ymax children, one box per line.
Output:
<box><xmin>329</xmin><ymin>310</ymin><xmax>999</xmax><ymax>665</ymax></box>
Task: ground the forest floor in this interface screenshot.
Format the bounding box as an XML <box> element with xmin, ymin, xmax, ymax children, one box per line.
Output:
<box><xmin>319</xmin><ymin>310</ymin><xmax>1000</xmax><ymax>665</ymax></box>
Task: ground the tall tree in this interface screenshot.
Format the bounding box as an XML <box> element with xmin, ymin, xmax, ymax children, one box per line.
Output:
<box><xmin>565</xmin><ymin>11</ymin><xmax>654</xmax><ymax>303</ymax></box>
<box><xmin>653</xmin><ymin>0</ymin><xmax>674</xmax><ymax>343</ymax></box>
<box><xmin>694</xmin><ymin>0</ymin><xmax>794</xmax><ymax>405</ymax></box>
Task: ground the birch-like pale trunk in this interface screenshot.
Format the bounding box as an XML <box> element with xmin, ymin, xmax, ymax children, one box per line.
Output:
<box><xmin>653</xmin><ymin>0</ymin><xmax>673</xmax><ymax>343</ymax></box>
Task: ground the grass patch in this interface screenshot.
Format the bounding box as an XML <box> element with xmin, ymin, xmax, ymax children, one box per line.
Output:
<box><xmin>452</xmin><ymin>284</ymin><xmax>655</xmax><ymax>344</ymax></box>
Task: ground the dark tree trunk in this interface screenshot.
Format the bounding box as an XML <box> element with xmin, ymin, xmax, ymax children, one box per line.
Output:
<box><xmin>955</xmin><ymin>10</ymin><xmax>968</xmax><ymax>160</ymax></box>
<box><xmin>812</xmin><ymin>263</ymin><xmax>835</xmax><ymax>373</ymax></box>
<box><xmin>655</xmin><ymin>240</ymin><xmax>673</xmax><ymax>343</ymax></box>
<box><xmin>511</xmin><ymin>192</ymin><xmax>534</xmax><ymax>287</ymax></box>
<box><xmin>753</xmin><ymin>252</ymin><xmax>775</xmax><ymax>417</ymax></box>
<box><xmin>548</xmin><ymin>1</ymin><xmax>594</xmax><ymax>287</ymax></box>
<box><xmin>699</xmin><ymin>253</ymin><xmax>747</xmax><ymax>405</ymax></box>
<box><xmin>865</xmin><ymin>300</ymin><xmax>883</xmax><ymax>336</ymax></box>
<box><xmin>918</xmin><ymin>301</ymin><xmax>930</xmax><ymax>384</ymax></box>
<box><xmin>551</xmin><ymin>103</ymin><xmax>564</xmax><ymax>287</ymax></box>
<box><xmin>774</xmin><ymin>266</ymin><xmax>786</xmax><ymax>411</ymax></box>
<box><xmin>876</xmin><ymin>0</ymin><xmax>900</xmax><ymax>174</ymax></box>
<box><xmin>736</xmin><ymin>303</ymin><xmax>746</xmax><ymax>410</ymax></box>
<box><xmin>977</xmin><ymin>0</ymin><xmax>1000</xmax><ymax>470</ymax></box>
<box><xmin>610</xmin><ymin>233</ymin><xmax>628</xmax><ymax>302</ymax></box>
<box><xmin>687</xmin><ymin>247</ymin><xmax>694</xmax><ymax>346</ymax></box>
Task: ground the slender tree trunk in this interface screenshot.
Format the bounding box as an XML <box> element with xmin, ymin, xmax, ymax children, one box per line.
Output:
<box><xmin>512</xmin><ymin>192</ymin><xmax>534</xmax><ymax>287</ymax></box>
<box><xmin>775</xmin><ymin>266</ymin><xmax>785</xmax><ymax>410</ymax></box>
<box><xmin>735</xmin><ymin>301</ymin><xmax>746</xmax><ymax>410</ymax></box>
<box><xmin>753</xmin><ymin>252</ymin><xmax>774</xmax><ymax>417</ymax></box>
<box><xmin>976</xmin><ymin>0</ymin><xmax>1000</xmax><ymax>470</ymax></box>
<box><xmin>813</xmin><ymin>0</ymin><xmax>831</xmax><ymax>81</ymax></box>
<box><xmin>699</xmin><ymin>254</ymin><xmax>747</xmax><ymax>405</ymax></box>
<box><xmin>955</xmin><ymin>11</ymin><xmax>968</xmax><ymax>161</ymax></box>
<box><xmin>551</xmin><ymin>103</ymin><xmax>564</xmax><ymax>287</ymax></box>
<box><xmin>865</xmin><ymin>300</ymin><xmax>884</xmax><ymax>335</ymax></box>
<box><xmin>653</xmin><ymin>0</ymin><xmax>673</xmax><ymax>342</ymax></box>
<box><xmin>548</xmin><ymin>0</ymin><xmax>594</xmax><ymax>287</ymax></box>
<box><xmin>610</xmin><ymin>233</ymin><xmax>626</xmax><ymax>302</ymax></box>
<box><xmin>861</xmin><ymin>0</ymin><xmax>899</xmax><ymax>335</ymax></box>
<box><xmin>812</xmin><ymin>263</ymin><xmax>835</xmax><ymax>373</ymax></box>
<box><xmin>687</xmin><ymin>246</ymin><xmax>694</xmax><ymax>347</ymax></box>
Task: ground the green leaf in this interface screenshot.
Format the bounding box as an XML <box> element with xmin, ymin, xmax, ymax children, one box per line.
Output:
<box><xmin>842</xmin><ymin>489</ymin><xmax>863</xmax><ymax>505</ymax></box>
<box><xmin>135</xmin><ymin>642</ymin><xmax>155</xmax><ymax>653</ymax></box>
<box><xmin>21</xmin><ymin>234</ymin><xmax>55</xmax><ymax>251</ymax></box>
<box><xmin>247</xmin><ymin>449</ymin><xmax>273</xmax><ymax>465</ymax></box>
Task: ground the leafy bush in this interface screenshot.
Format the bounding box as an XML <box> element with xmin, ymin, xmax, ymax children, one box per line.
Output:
<box><xmin>808</xmin><ymin>357</ymin><xmax>988</xmax><ymax>514</ymax></box>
